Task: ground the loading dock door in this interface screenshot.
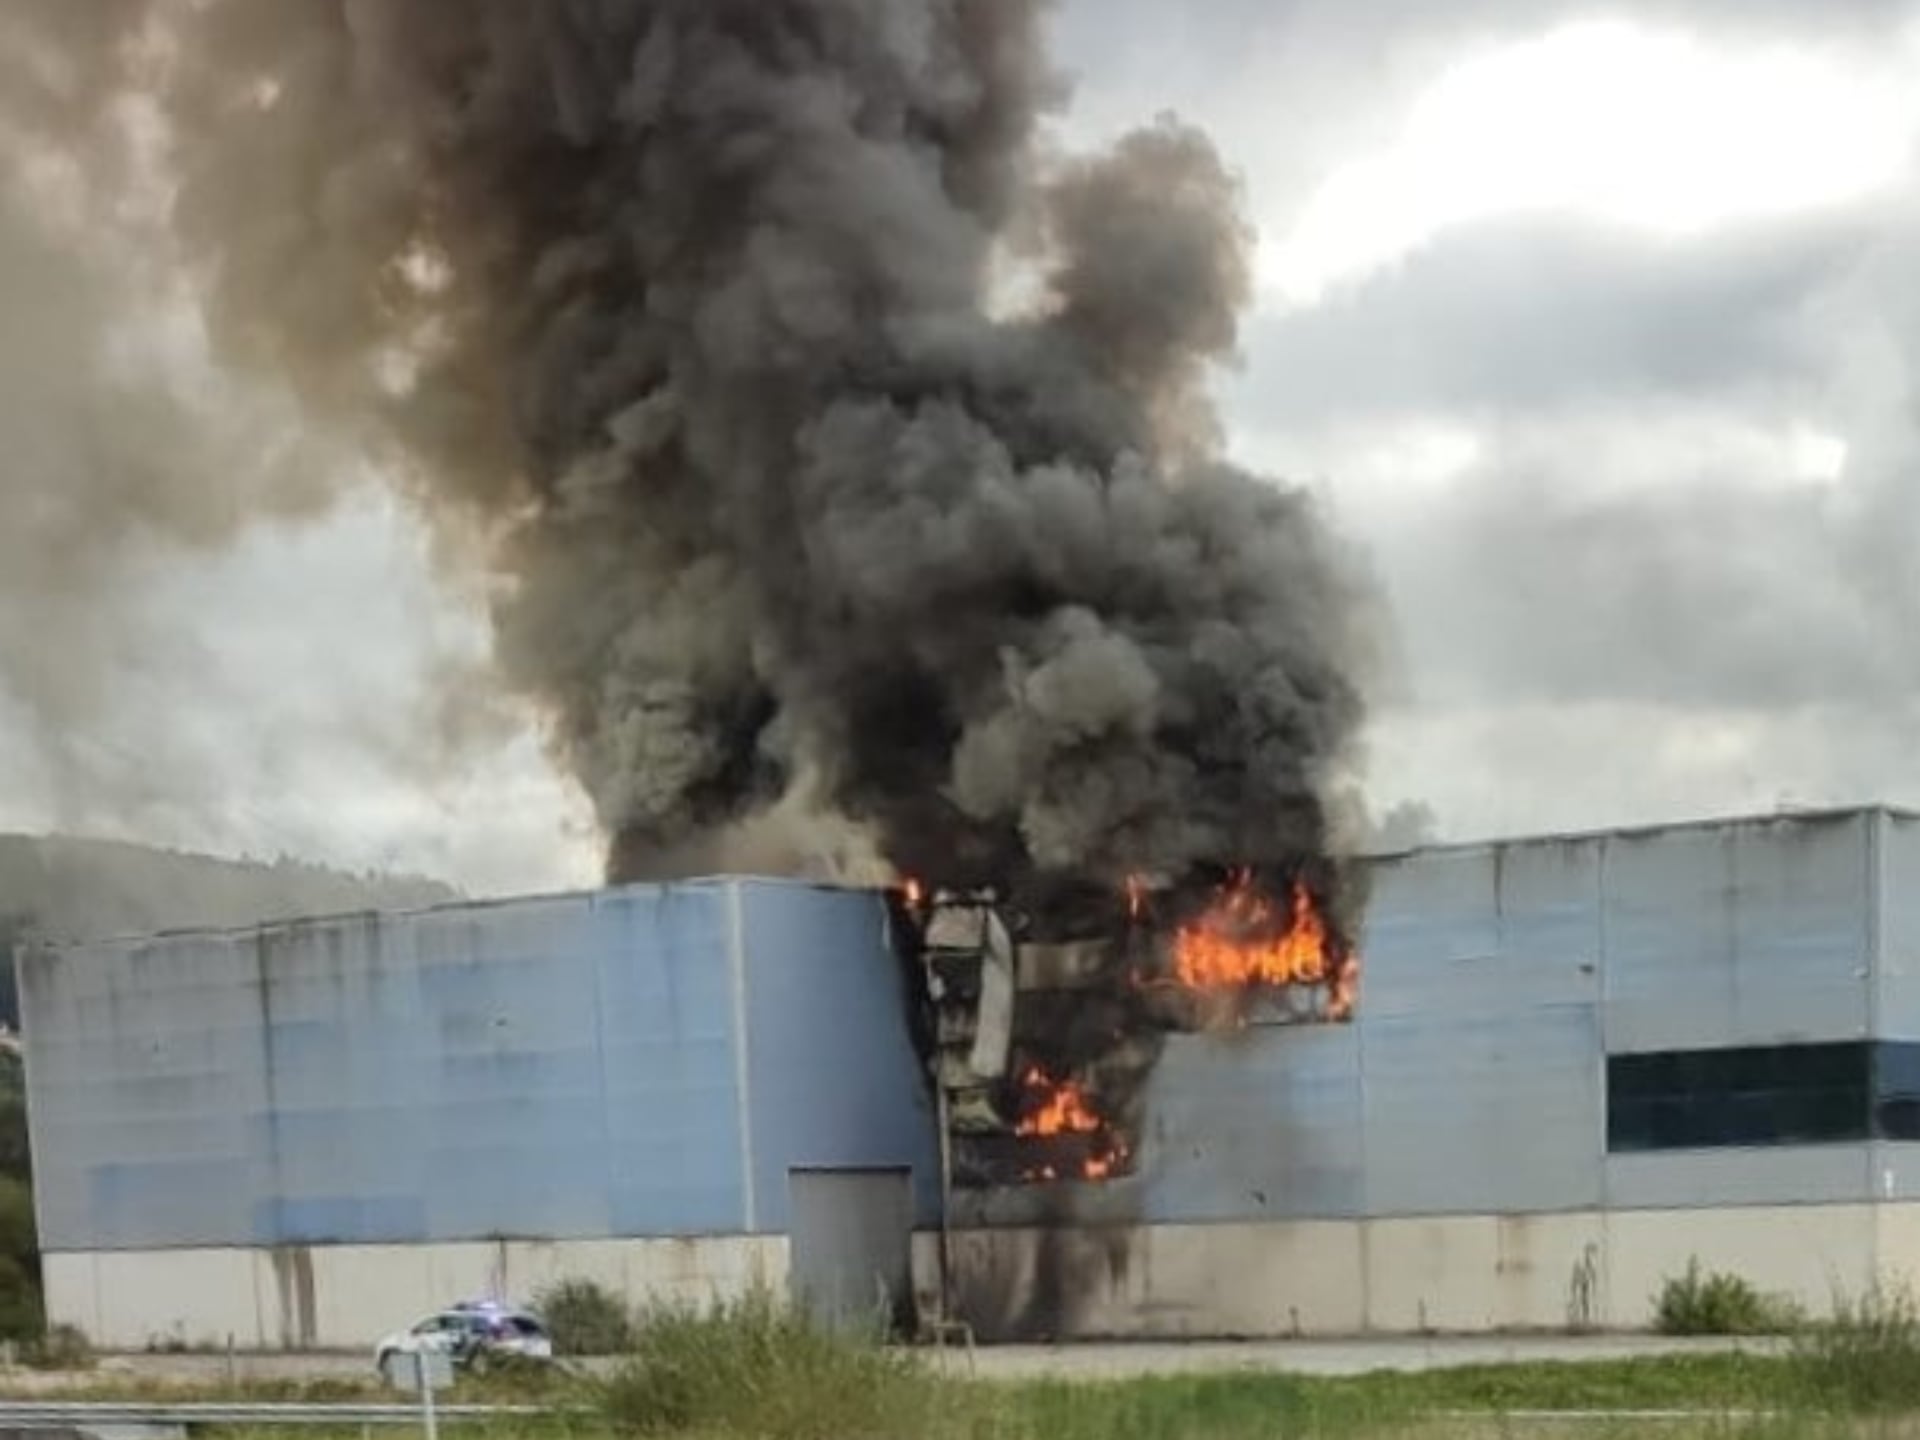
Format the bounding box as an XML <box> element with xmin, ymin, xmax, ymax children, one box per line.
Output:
<box><xmin>788</xmin><ymin>1166</ymin><xmax>914</xmax><ymax>1335</ymax></box>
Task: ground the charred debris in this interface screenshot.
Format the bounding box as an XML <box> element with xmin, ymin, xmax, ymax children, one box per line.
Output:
<box><xmin>888</xmin><ymin>866</ymin><xmax>1358</xmax><ymax>1191</ymax></box>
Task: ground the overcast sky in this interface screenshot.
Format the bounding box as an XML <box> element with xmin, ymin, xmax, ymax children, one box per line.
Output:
<box><xmin>5</xmin><ymin>0</ymin><xmax>1920</xmax><ymax>893</ymax></box>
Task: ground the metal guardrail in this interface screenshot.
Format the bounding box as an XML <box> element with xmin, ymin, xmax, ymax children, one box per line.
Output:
<box><xmin>0</xmin><ymin>1399</ymin><xmax>550</xmax><ymax>1427</ymax></box>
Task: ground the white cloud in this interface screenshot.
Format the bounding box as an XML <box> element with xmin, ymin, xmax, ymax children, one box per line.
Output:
<box><xmin>1366</xmin><ymin>698</ymin><xmax>1920</xmax><ymax>843</ymax></box>
<box><xmin>1263</xmin><ymin>18</ymin><xmax>1920</xmax><ymax>304</ymax></box>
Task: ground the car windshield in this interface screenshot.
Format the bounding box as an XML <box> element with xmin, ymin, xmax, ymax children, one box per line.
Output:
<box><xmin>507</xmin><ymin>1316</ymin><xmax>547</xmax><ymax>1337</ymax></box>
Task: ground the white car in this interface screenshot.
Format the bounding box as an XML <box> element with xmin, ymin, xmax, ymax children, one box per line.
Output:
<box><xmin>374</xmin><ymin>1301</ymin><xmax>554</xmax><ymax>1377</ymax></box>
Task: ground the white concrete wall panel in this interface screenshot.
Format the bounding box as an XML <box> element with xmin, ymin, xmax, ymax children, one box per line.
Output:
<box><xmin>44</xmin><ymin>1237</ymin><xmax>792</xmax><ymax>1350</ymax></box>
<box><xmin>942</xmin><ymin>1222</ymin><xmax>1365</xmax><ymax>1340</ymax></box>
<box><xmin>1873</xmin><ymin>1201</ymin><xmax>1920</xmax><ymax>1293</ymax></box>
<box><xmin>1604</xmin><ymin>1205</ymin><xmax>1878</xmax><ymax>1328</ymax></box>
<box><xmin>76</xmin><ymin>1248</ymin><xmax>262</xmax><ymax>1350</ymax></box>
<box><xmin>1362</xmin><ymin>1213</ymin><xmax>1607</xmax><ymax>1332</ymax></box>
<box><xmin>57</xmin><ymin>1205</ymin><xmax>1920</xmax><ymax>1345</ymax></box>
<box><xmin>39</xmin><ymin>1253</ymin><xmax>100</xmax><ymax>1343</ymax></box>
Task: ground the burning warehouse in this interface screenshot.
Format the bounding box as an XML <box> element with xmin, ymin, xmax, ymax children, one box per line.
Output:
<box><xmin>22</xmin><ymin>805</ymin><xmax>1920</xmax><ymax>1348</ymax></box>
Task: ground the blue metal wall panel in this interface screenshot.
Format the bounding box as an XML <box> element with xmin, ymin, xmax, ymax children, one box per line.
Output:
<box><xmin>1875</xmin><ymin>815</ymin><xmax>1920</xmax><ymax>1040</ymax></box>
<box><xmin>23</xmin><ymin>930</ymin><xmax>272</xmax><ymax>1250</ymax></box>
<box><xmin>1603</xmin><ymin>815</ymin><xmax>1869</xmax><ymax>1054</ymax></box>
<box><xmin>24</xmin><ymin>883</ymin><xmax>755</xmax><ymax>1250</ymax></box>
<box><xmin>1601</xmin><ymin>827</ymin><xmax>1740</xmax><ymax>1054</ymax></box>
<box><xmin>1727</xmin><ymin>816</ymin><xmax>1870</xmax><ymax>1044</ymax></box>
<box><xmin>1353</xmin><ymin>840</ymin><xmax>1604</xmax><ymax>1216</ymax></box>
<box><xmin>1867</xmin><ymin>1142</ymin><xmax>1920</xmax><ymax>1200</ymax></box>
<box><xmin>1363</xmin><ymin>841</ymin><xmax>1602</xmax><ymax>1021</ymax></box>
<box><xmin>737</xmin><ymin>883</ymin><xmax>943</xmax><ymax>1232</ymax></box>
<box><xmin>1138</xmin><ymin>1026</ymin><xmax>1363</xmax><ymax>1221</ymax></box>
<box><xmin>1606</xmin><ymin>1146</ymin><xmax>1872</xmax><ymax>1208</ymax></box>
<box><xmin>593</xmin><ymin>887</ymin><xmax>748</xmax><ymax>1236</ymax></box>
<box><xmin>22</xmin><ymin>808</ymin><xmax>1913</xmax><ymax>1250</ymax></box>
<box><xmin>1361</xmin><ymin>1005</ymin><xmax>1604</xmax><ymax>1215</ymax></box>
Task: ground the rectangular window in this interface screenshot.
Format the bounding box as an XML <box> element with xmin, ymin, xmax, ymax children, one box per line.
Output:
<box><xmin>1874</xmin><ymin>1041</ymin><xmax>1920</xmax><ymax>1142</ymax></box>
<box><xmin>1606</xmin><ymin>1041</ymin><xmax>1872</xmax><ymax>1152</ymax></box>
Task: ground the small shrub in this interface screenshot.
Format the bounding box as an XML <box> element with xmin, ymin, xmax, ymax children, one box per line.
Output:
<box><xmin>21</xmin><ymin>1323</ymin><xmax>93</xmax><ymax>1371</ymax></box>
<box><xmin>535</xmin><ymin>1276</ymin><xmax>633</xmax><ymax>1356</ymax></box>
<box><xmin>602</xmin><ymin>1288</ymin><xmax>942</xmax><ymax>1439</ymax></box>
<box><xmin>1653</xmin><ymin>1259</ymin><xmax>1796</xmax><ymax>1336</ymax></box>
<box><xmin>1788</xmin><ymin>1283</ymin><xmax>1920</xmax><ymax>1413</ymax></box>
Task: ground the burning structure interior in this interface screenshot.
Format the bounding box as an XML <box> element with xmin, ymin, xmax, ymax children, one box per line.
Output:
<box><xmin>22</xmin><ymin>805</ymin><xmax>1920</xmax><ymax>1348</ymax></box>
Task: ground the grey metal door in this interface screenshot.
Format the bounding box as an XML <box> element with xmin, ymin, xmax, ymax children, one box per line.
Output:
<box><xmin>788</xmin><ymin>1166</ymin><xmax>914</xmax><ymax>1335</ymax></box>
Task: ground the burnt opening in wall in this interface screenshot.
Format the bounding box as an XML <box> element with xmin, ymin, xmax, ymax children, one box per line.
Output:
<box><xmin>887</xmin><ymin>861</ymin><xmax>1361</xmax><ymax>1193</ymax></box>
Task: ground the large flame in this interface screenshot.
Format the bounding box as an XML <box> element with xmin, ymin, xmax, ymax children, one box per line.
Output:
<box><xmin>1014</xmin><ymin>1064</ymin><xmax>1127</xmax><ymax>1181</ymax></box>
<box><xmin>1172</xmin><ymin>871</ymin><xmax>1357</xmax><ymax>1019</ymax></box>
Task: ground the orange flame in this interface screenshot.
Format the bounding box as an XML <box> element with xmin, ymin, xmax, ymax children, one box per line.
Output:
<box><xmin>1173</xmin><ymin>874</ymin><xmax>1357</xmax><ymax>1020</ymax></box>
<box><xmin>901</xmin><ymin>876</ymin><xmax>925</xmax><ymax>908</ymax></box>
<box><xmin>1014</xmin><ymin>1064</ymin><xmax>1127</xmax><ymax>1180</ymax></box>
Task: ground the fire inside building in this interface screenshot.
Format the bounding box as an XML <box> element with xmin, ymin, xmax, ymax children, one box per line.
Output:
<box><xmin>20</xmin><ymin>805</ymin><xmax>1920</xmax><ymax>1349</ymax></box>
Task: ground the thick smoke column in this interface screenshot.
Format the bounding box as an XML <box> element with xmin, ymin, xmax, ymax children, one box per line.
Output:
<box><xmin>9</xmin><ymin>1</ymin><xmax>1369</xmax><ymax>898</ymax></box>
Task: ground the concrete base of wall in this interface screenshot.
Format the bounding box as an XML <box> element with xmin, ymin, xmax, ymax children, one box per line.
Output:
<box><xmin>44</xmin><ymin>1236</ymin><xmax>787</xmax><ymax>1351</ymax></box>
<box><xmin>49</xmin><ymin>1202</ymin><xmax>1920</xmax><ymax>1349</ymax></box>
<box><xmin>914</xmin><ymin>1203</ymin><xmax>1908</xmax><ymax>1340</ymax></box>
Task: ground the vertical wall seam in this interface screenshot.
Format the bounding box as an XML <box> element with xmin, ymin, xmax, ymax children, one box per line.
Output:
<box><xmin>727</xmin><ymin>881</ymin><xmax>758</xmax><ymax>1234</ymax></box>
<box><xmin>588</xmin><ymin>897</ymin><xmax>617</xmax><ymax>1237</ymax></box>
<box><xmin>16</xmin><ymin>945</ymin><xmax>56</xmax><ymax>1252</ymax></box>
<box><xmin>1595</xmin><ymin>837</ymin><xmax>1614</xmax><ymax>1222</ymax></box>
<box><xmin>1868</xmin><ymin>811</ymin><xmax>1884</xmax><ymax>1038</ymax></box>
<box><xmin>1867</xmin><ymin>813</ymin><xmax>1885</xmax><ymax>1225</ymax></box>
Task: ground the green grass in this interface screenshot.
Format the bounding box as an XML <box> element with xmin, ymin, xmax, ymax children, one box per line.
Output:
<box><xmin>603</xmin><ymin>1289</ymin><xmax>941</xmax><ymax>1438</ymax></box>
<box><xmin>0</xmin><ymin>1351</ymin><xmax>1812</xmax><ymax>1437</ymax></box>
<box><xmin>1782</xmin><ymin>1284</ymin><xmax>1920</xmax><ymax>1415</ymax></box>
<box><xmin>38</xmin><ymin>1287</ymin><xmax>1920</xmax><ymax>1440</ymax></box>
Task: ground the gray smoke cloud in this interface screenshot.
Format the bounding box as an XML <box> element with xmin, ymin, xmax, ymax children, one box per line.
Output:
<box><xmin>3</xmin><ymin>1</ymin><xmax>1371</xmax><ymax>900</ymax></box>
<box><xmin>0</xmin><ymin>6</ymin><xmax>345</xmax><ymax>829</ymax></box>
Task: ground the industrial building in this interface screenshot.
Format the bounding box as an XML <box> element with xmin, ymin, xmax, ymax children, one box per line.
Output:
<box><xmin>20</xmin><ymin>805</ymin><xmax>1920</xmax><ymax>1347</ymax></box>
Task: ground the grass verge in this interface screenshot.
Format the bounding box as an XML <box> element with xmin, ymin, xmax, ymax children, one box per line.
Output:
<box><xmin>33</xmin><ymin>1287</ymin><xmax>1920</xmax><ymax>1440</ymax></box>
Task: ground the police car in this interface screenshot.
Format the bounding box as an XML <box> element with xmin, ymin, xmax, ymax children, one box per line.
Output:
<box><xmin>374</xmin><ymin>1299</ymin><xmax>554</xmax><ymax>1377</ymax></box>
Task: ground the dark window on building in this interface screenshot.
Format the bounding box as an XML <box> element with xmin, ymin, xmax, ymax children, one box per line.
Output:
<box><xmin>1607</xmin><ymin>1042</ymin><xmax>1872</xmax><ymax>1152</ymax></box>
<box><xmin>1874</xmin><ymin>1042</ymin><xmax>1920</xmax><ymax>1142</ymax></box>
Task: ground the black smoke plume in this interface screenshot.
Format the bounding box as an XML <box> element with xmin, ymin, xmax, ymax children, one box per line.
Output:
<box><xmin>1</xmin><ymin>1</ymin><xmax>1370</xmax><ymax>902</ymax></box>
